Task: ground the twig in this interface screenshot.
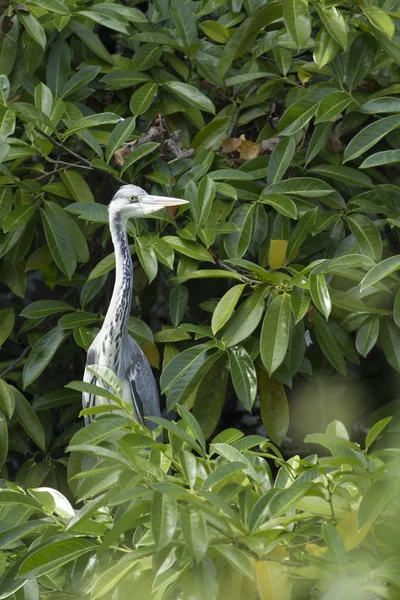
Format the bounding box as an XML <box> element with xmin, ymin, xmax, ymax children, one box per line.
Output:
<box><xmin>34</xmin><ymin>166</ymin><xmax>68</xmax><ymax>181</ymax></box>
<box><xmin>0</xmin><ymin>346</ymin><xmax>30</xmax><ymax>378</ymax></box>
<box><xmin>211</xmin><ymin>254</ymin><xmax>259</xmax><ymax>285</ymax></box>
<box><xmin>38</xmin><ymin>130</ymin><xmax>92</xmax><ymax>166</ymax></box>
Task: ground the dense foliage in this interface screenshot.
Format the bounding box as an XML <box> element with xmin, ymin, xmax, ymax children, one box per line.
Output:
<box><xmin>2</xmin><ymin>0</ymin><xmax>400</xmax><ymax>596</ymax></box>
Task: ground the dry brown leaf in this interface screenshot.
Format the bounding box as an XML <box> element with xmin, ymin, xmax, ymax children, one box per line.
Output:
<box><xmin>113</xmin><ymin>147</ymin><xmax>131</xmax><ymax>166</ymax></box>
<box><xmin>238</xmin><ymin>139</ymin><xmax>261</xmax><ymax>161</ymax></box>
<box><xmin>222</xmin><ymin>137</ymin><xmax>242</xmax><ymax>154</ymax></box>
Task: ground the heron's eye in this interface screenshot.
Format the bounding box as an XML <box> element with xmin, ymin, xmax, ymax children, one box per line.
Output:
<box><xmin>130</xmin><ymin>196</ymin><xmax>140</xmax><ymax>203</ymax></box>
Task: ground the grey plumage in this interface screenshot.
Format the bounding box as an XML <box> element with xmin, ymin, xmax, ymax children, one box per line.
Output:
<box><xmin>82</xmin><ymin>185</ymin><xmax>188</xmax><ymax>430</ymax></box>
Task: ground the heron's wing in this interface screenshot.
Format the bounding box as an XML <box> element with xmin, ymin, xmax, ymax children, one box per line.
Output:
<box><xmin>125</xmin><ymin>336</ymin><xmax>160</xmax><ymax>431</ymax></box>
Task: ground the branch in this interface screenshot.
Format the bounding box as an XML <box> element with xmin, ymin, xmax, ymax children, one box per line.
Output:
<box><xmin>211</xmin><ymin>254</ymin><xmax>259</xmax><ymax>285</ymax></box>
<box><xmin>0</xmin><ymin>346</ymin><xmax>30</xmax><ymax>378</ymax></box>
<box><xmin>38</xmin><ymin>130</ymin><xmax>92</xmax><ymax>166</ymax></box>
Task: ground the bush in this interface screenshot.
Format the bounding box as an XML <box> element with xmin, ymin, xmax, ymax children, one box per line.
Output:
<box><xmin>2</xmin><ymin>0</ymin><xmax>400</xmax><ymax>596</ymax></box>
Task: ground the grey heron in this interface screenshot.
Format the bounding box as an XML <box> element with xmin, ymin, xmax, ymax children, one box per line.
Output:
<box><xmin>82</xmin><ymin>184</ymin><xmax>188</xmax><ymax>431</ymax></box>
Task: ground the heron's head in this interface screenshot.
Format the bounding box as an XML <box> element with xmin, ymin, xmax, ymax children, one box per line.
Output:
<box><xmin>110</xmin><ymin>184</ymin><xmax>188</xmax><ymax>218</ymax></box>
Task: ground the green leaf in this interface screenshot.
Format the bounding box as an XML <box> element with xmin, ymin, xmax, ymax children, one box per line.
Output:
<box><xmin>0</xmin><ymin>16</ymin><xmax>19</xmax><ymax>77</ymax></box>
<box><xmin>160</xmin><ymin>344</ymin><xmax>211</xmax><ymax>393</ymax></box>
<box><xmin>174</xmin><ymin>270</ymin><xmax>243</xmax><ymax>284</ymax></box>
<box><xmin>198</xmin><ymin>176</ymin><xmax>215</xmax><ymax>227</ymax></box>
<box><xmin>163</xmin><ymin>236</ymin><xmax>213</xmax><ymax>262</ymax></box>
<box><xmin>308</xmin><ymin>164</ymin><xmax>372</xmax><ymax>188</ymax></box>
<box><xmin>0</xmin><ymin>308</ymin><xmax>14</xmax><ymax>348</ymax></box>
<box><xmin>211</xmin><ymin>284</ymin><xmax>246</xmax><ymax>334</ymax></box>
<box><xmin>60</xmin><ymin>171</ymin><xmax>94</xmax><ymax>203</ymax></box>
<box><xmin>356</xmin><ymin>315</ymin><xmax>379</xmax><ymax>358</ymax></box>
<box><xmin>360</xmin><ymin>256</ymin><xmax>400</xmax><ymax>291</ymax></box>
<box><xmin>0</xmin><ymin>408</ymin><xmax>7</xmax><ymax>468</ymax></box>
<box><xmin>313</xmin><ymin>311</ymin><xmax>347</xmax><ymax>375</ymax></box>
<box><xmin>22</xmin><ymin>327</ymin><xmax>69</xmax><ymax>389</ymax></box>
<box><xmin>224</xmin><ymin>204</ymin><xmax>254</xmax><ymax>259</ymax></box>
<box><xmin>105</xmin><ymin>117</ymin><xmax>136</xmax><ymax>163</ymax></box>
<box><xmin>358</xmin><ymin>481</ymin><xmax>397</xmax><ymax>530</ymax></box>
<box><xmin>258</xmin><ymin>366</ymin><xmax>289</xmax><ymax>446</ymax></box>
<box><xmin>347</xmin><ymin>214</ymin><xmax>382</xmax><ymax>262</ymax></box>
<box><xmin>18</xmin><ymin>538</ymin><xmax>96</xmax><ymax>578</ymax></box>
<box><xmin>64</xmin><ymin>113</ymin><xmax>121</xmax><ymax>139</ymax></box>
<box><xmin>228</xmin><ymin>347</ymin><xmax>257</xmax><ymax>412</ymax></box>
<box><xmin>180</xmin><ymin>509</ymin><xmax>208</xmax><ymax>563</ymax></box>
<box><xmin>101</xmin><ymin>70</ymin><xmax>152</xmax><ymax>90</ymax></box>
<box><xmin>283</xmin><ymin>0</ymin><xmax>311</xmax><ymax>49</ymax></box>
<box><xmin>221</xmin><ymin>286</ymin><xmax>266</xmax><ymax>347</ymax></box>
<box><xmin>130</xmin><ymin>83</ymin><xmax>158</xmax><ymax>117</ymax></box>
<box><xmin>260</xmin><ymin>194</ymin><xmax>297</xmax><ymax>219</ymax></box>
<box><xmin>315</xmin><ymin>6</ymin><xmax>348</xmax><ymax>50</ymax></box>
<box><xmin>12</xmin><ymin>387</ymin><xmax>46</xmax><ymax>451</ymax></box>
<box><xmin>71</xmin><ymin>20</ymin><xmax>113</xmax><ymax>64</ymax></box>
<box><xmin>61</xmin><ymin>66</ymin><xmax>101</xmax><ymax>99</ymax></box>
<box><xmin>269</xmin><ymin>483</ymin><xmax>312</xmax><ymax>516</ymax></box>
<box><xmin>313</xmin><ymin>29</ymin><xmax>339</xmax><ymax>69</ymax></box>
<box><xmin>69</xmin><ymin>415</ymin><xmax>130</xmax><ymax>447</ymax></box>
<box><xmin>78</xmin><ymin>10</ymin><xmax>128</xmax><ymax>33</ymax></box>
<box><xmin>360</xmin><ymin>149</ymin><xmax>400</xmax><ymax>169</ymax></box>
<box><xmin>0</xmin><ymin>379</ymin><xmax>14</xmax><ymax>419</ymax></box>
<box><xmin>136</xmin><ymin>237</ymin><xmax>158</xmax><ymax>283</ymax></box>
<box><xmin>171</xmin><ymin>0</ymin><xmax>198</xmax><ymax>55</ymax></box>
<box><xmin>58</xmin><ymin>312</ymin><xmax>99</xmax><ymax>329</ymax></box>
<box><xmin>266</xmin><ymin>177</ymin><xmax>333</xmax><ymax>197</ymax></box>
<box><xmin>151</xmin><ymin>490</ymin><xmax>178</xmax><ymax>550</ymax></box>
<box><xmin>215</xmin><ymin>544</ymin><xmax>254</xmax><ymax>580</ymax></box>
<box><xmin>380</xmin><ymin>317</ymin><xmax>400</xmax><ymax>373</ymax></box>
<box><xmin>169</xmin><ymin>285</ymin><xmax>189</xmax><ymax>327</ymax></box>
<box><xmin>2</xmin><ymin>204</ymin><xmax>37</xmax><ymax>233</ymax></box>
<box><xmin>343</xmin><ymin>115</ymin><xmax>400</xmax><ymax>163</ymax></box>
<box><xmin>219</xmin><ymin>3</ymin><xmax>283</xmax><ymax>79</ymax></box>
<box><xmin>192</xmin><ymin>116</ymin><xmax>231</xmax><ymax>151</ymax></box>
<box><xmin>309</xmin><ymin>274</ymin><xmax>331</xmax><ymax>320</ymax></box>
<box><xmin>120</xmin><ymin>142</ymin><xmax>160</xmax><ymax>174</ymax></box>
<box><xmin>20</xmin><ymin>300</ymin><xmax>73</xmax><ymax>319</ymax></box>
<box><xmin>315</xmin><ymin>91</ymin><xmax>353</xmax><ymax>123</ymax></box>
<box><xmin>346</xmin><ymin>34</ymin><xmax>377</xmax><ymax>90</ymax></box>
<box><xmin>46</xmin><ymin>39</ymin><xmax>70</xmax><ymax>97</ymax></box>
<box><xmin>91</xmin><ymin>552</ymin><xmax>146</xmax><ymax>600</ymax></box>
<box><xmin>17</xmin><ymin>10</ymin><xmax>46</xmax><ymax>49</ymax></box>
<box><xmin>291</xmin><ymin>287</ymin><xmax>310</xmax><ymax>324</ymax></box>
<box><xmin>193</xmin><ymin>353</ymin><xmax>229</xmax><ymax>439</ymax></box>
<box><xmin>362</xmin><ymin>6</ymin><xmax>394</xmax><ymax>38</ymax></box>
<box><xmin>287</xmin><ymin>208</ymin><xmax>317</xmax><ymax>260</ymax></box>
<box><xmin>365</xmin><ymin>416</ymin><xmax>391</xmax><ymax>451</ymax></box>
<box><xmin>40</xmin><ymin>208</ymin><xmax>76</xmax><ymax>279</ymax></box>
<box><xmin>164</xmin><ymin>81</ymin><xmax>215</xmax><ymax>114</ymax></box>
<box><xmin>260</xmin><ymin>294</ymin><xmax>291</xmax><ymax>375</ymax></box>
<box><xmin>267</xmin><ymin>137</ymin><xmax>296</xmax><ymax>185</ymax></box>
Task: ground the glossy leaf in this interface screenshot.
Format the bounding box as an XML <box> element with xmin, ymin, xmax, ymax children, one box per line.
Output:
<box><xmin>260</xmin><ymin>294</ymin><xmax>291</xmax><ymax>375</ymax></box>
<box><xmin>228</xmin><ymin>347</ymin><xmax>257</xmax><ymax>412</ymax></box>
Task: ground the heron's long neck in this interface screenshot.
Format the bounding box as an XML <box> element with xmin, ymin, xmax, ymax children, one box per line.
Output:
<box><xmin>101</xmin><ymin>210</ymin><xmax>132</xmax><ymax>363</ymax></box>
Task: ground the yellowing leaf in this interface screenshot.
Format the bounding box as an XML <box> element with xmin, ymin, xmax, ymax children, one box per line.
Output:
<box><xmin>268</xmin><ymin>240</ymin><xmax>288</xmax><ymax>269</ymax></box>
<box><xmin>222</xmin><ymin>137</ymin><xmax>242</xmax><ymax>154</ymax></box>
<box><xmin>238</xmin><ymin>139</ymin><xmax>261</xmax><ymax>160</ymax></box>
<box><xmin>255</xmin><ymin>560</ymin><xmax>291</xmax><ymax>600</ymax></box>
<box><xmin>141</xmin><ymin>342</ymin><xmax>160</xmax><ymax>369</ymax></box>
<box><xmin>305</xmin><ymin>543</ymin><xmax>327</xmax><ymax>557</ymax></box>
<box><xmin>336</xmin><ymin>509</ymin><xmax>371</xmax><ymax>551</ymax></box>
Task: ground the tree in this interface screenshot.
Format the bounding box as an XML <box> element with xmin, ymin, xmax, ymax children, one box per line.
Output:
<box><xmin>1</xmin><ymin>0</ymin><xmax>400</xmax><ymax>597</ymax></box>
